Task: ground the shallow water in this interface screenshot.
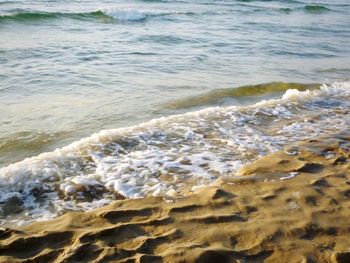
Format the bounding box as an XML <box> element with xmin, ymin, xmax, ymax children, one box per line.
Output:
<box><xmin>0</xmin><ymin>0</ymin><xmax>350</xmax><ymax>225</ymax></box>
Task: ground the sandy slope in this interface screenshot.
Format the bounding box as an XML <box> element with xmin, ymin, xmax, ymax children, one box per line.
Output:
<box><xmin>1</xmin><ymin>133</ymin><xmax>350</xmax><ymax>262</ymax></box>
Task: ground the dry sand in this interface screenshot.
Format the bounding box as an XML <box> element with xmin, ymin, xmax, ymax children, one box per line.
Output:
<box><xmin>1</xmin><ymin>133</ymin><xmax>350</xmax><ymax>262</ymax></box>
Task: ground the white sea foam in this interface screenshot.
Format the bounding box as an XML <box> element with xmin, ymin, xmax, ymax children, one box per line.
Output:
<box><xmin>101</xmin><ymin>8</ymin><xmax>147</xmax><ymax>21</ymax></box>
<box><xmin>100</xmin><ymin>8</ymin><xmax>196</xmax><ymax>21</ymax></box>
<box><xmin>281</xmin><ymin>172</ymin><xmax>299</xmax><ymax>181</ymax></box>
<box><xmin>1</xmin><ymin>81</ymin><xmax>350</xmax><ymax>226</ymax></box>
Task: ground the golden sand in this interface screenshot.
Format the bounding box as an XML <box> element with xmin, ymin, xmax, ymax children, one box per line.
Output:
<box><xmin>1</xmin><ymin>133</ymin><xmax>350</xmax><ymax>262</ymax></box>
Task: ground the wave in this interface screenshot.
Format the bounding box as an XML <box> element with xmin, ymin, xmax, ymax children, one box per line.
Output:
<box><xmin>234</xmin><ymin>3</ymin><xmax>333</xmax><ymax>14</ymax></box>
<box><xmin>0</xmin><ymin>8</ymin><xmax>196</xmax><ymax>23</ymax></box>
<box><xmin>0</xmin><ymin>10</ymin><xmax>104</xmax><ymax>22</ymax></box>
<box><xmin>0</xmin><ymin>4</ymin><xmax>333</xmax><ymax>24</ymax></box>
<box><xmin>1</xmin><ymin>81</ymin><xmax>350</xmax><ymax>226</ymax></box>
<box><xmin>268</xmin><ymin>5</ymin><xmax>333</xmax><ymax>14</ymax></box>
<box><xmin>163</xmin><ymin>82</ymin><xmax>320</xmax><ymax>109</ymax></box>
<box><xmin>303</xmin><ymin>4</ymin><xmax>331</xmax><ymax>13</ymax></box>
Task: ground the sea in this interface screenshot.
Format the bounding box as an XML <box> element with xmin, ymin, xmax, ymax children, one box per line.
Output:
<box><xmin>0</xmin><ymin>0</ymin><xmax>349</xmax><ymax>226</ymax></box>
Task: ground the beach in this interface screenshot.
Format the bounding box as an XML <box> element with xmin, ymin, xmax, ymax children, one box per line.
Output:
<box><xmin>1</xmin><ymin>133</ymin><xmax>350</xmax><ymax>262</ymax></box>
<box><xmin>1</xmin><ymin>0</ymin><xmax>350</xmax><ymax>261</ymax></box>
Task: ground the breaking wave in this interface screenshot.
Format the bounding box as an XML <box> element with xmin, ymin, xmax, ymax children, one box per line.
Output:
<box><xmin>0</xmin><ymin>8</ymin><xmax>196</xmax><ymax>23</ymax></box>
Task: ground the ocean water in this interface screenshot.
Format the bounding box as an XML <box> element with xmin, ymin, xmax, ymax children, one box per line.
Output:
<box><xmin>0</xmin><ymin>0</ymin><xmax>350</xmax><ymax>226</ymax></box>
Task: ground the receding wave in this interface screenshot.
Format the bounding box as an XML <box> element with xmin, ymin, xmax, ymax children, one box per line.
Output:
<box><xmin>163</xmin><ymin>82</ymin><xmax>320</xmax><ymax>109</ymax></box>
<box><xmin>0</xmin><ymin>8</ymin><xmax>196</xmax><ymax>23</ymax></box>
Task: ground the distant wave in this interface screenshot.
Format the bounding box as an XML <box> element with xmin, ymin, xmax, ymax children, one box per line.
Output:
<box><xmin>0</xmin><ymin>10</ymin><xmax>106</xmax><ymax>22</ymax></box>
<box><xmin>101</xmin><ymin>9</ymin><xmax>147</xmax><ymax>21</ymax></box>
<box><xmin>235</xmin><ymin>0</ymin><xmax>334</xmax><ymax>10</ymax></box>
<box><xmin>0</xmin><ymin>4</ymin><xmax>333</xmax><ymax>23</ymax></box>
<box><xmin>232</xmin><ymin>1</ymin><xmax>334</xmax><ymax>14</ymax></box>
<box><xmin>275</xmin><ymin>4</ymin><xmax>332</xmax><ymax>14</ymax></box>
<box><xmin>303</xmin><ymin>4</ymin><xmax>331</xmax><ymax>13</ymax></box>
<box><xmin>0</xmin><ymin>8</ymin><xmax>196</xmax><ymax>23</ymax></box>
<box><xmin>274</xmin><ymin>5</ymin><xmax>333</xmax><ymax>14</ymax></box>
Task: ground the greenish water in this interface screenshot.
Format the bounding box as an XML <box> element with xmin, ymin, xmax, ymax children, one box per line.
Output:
<box><xmin>163</xmin><ymin>82</ymin><xmax>321</xmax><ymax>109</ymax></box>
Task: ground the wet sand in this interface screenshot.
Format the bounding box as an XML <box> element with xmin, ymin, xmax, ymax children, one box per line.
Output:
<box><xmin>1</xmin><ymin>133</ymin><xmax>350</xmax><ymax>262</ymax></box>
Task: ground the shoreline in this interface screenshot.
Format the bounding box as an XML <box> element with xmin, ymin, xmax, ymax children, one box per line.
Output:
<box><xmin>1</xmin><ymin>81</ymin><xmax>350</xmax><ymax>227</ymax></box>
<box><xmin>1</xmin><ymin>133</ymin><xmax>350</xmax><ymax>262</ymax></box>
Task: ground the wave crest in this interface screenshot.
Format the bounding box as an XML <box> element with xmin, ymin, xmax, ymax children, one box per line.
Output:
<box><xmin>101</xmin><ymin>9</ymin><xmax>147</xmax><ymax>21</ymax></box>
<box><xmin>303</xmin><ymin>4</ymin><xmax>331</xmax><ymax>13</ymax></box>
<box><xmin>163</xmin><ymin>82</ymin><xmax>321</xmax><ymax>109</ymax></box>
<box><xmin>0</xmin><ymin>8</ymin><xmax>197</xmax><ymax>23</ymax></box>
